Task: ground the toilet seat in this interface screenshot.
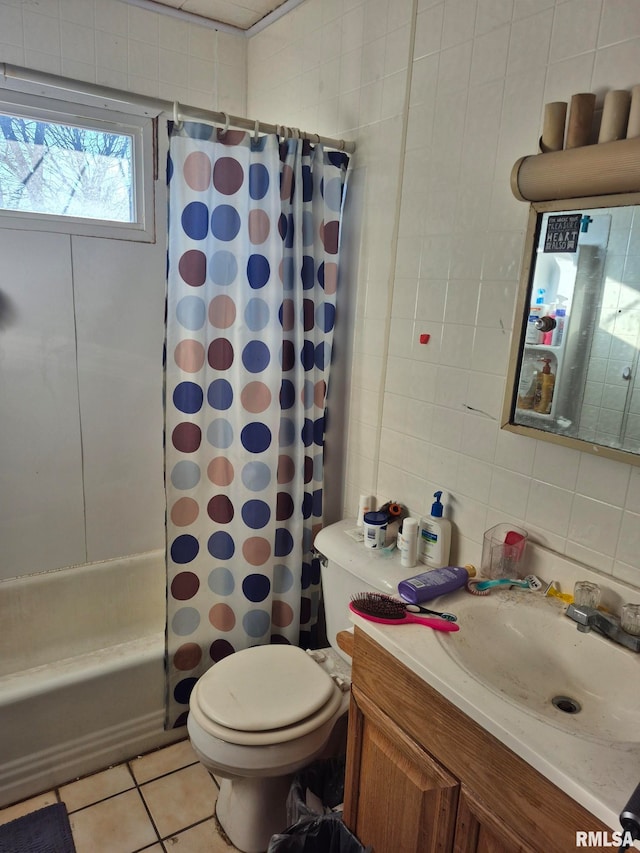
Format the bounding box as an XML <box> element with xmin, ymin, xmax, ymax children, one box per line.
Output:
<box><xmin>190</xmin><ymin>645</ymin><xmax>345</xmax><ymax>747</ymax></box>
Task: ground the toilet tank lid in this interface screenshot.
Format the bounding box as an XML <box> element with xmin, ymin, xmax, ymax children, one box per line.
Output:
<box><xmin>315</xmin><ymin>519</ymin><xmax>410</xmax><ymax>593</ymax></box>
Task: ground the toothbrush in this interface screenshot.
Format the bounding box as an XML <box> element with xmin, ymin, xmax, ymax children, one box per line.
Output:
<box><xmin>467</xmin><ymin>574</ymin><xmax>542</xmax><ymax>595</ymax></box>
<box><xmin>402</xmin><ymin>602</ymin><xmax>458</xmax><ymax>622</ymax></box>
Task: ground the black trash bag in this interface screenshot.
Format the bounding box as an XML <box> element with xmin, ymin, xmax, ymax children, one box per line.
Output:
<box><xmin>267</xmin><ymin>814</ymin><xmax>372</xmax><ymax>853</ymax></box>
<box><xmin>286</xmin><ymin>756</ymin><xmax>346</xmax><ymax>825</ymax></box>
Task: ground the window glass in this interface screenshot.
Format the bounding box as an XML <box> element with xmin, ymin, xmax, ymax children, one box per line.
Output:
<box><xmin>0</xmin><ymin>113</ymin><xmax>135</xmax><ymax>222</ymax></box>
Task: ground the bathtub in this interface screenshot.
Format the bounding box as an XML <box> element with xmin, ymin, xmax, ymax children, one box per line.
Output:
<box><xmin>0</xmin><ymin>550</ymin><xmax>182</xmax><ymax>807</ymax></box>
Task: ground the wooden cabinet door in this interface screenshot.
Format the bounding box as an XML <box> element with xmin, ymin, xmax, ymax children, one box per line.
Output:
<box><xmin>345</xmin><ymin>687</ymin><xmax>458</xmax><ymax>853</ymax></box>
<box><xmin>454</xmin><ymin>788</ymin><xmax>536</xmax><ymax>853</ymax></box>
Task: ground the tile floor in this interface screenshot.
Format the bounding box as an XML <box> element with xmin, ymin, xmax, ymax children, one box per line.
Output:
<box><xmin>0</xmin><ymin>739</ymin><xmax>240</xmax><ymax>852</ymax></box>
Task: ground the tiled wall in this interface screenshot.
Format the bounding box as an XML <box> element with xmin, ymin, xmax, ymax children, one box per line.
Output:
<box><xmin>0</xmin><ymin>0</ymin><xmax>246</xmax><ymax>579</ymax></box>
<box><xmin>248</xmin><ymin>0</ymin><xmax>640</xmax><ymax>587</ymax></box>
<box><xmin>0</xmin><ymin>0</ymin><xmax>246</xmax><ymax>113</ymax></box>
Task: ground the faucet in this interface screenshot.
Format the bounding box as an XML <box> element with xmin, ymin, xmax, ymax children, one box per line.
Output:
<box><xmin>565</xmin><ymin>604</ymin><xmax>640</xmax><ymax>652</ymax></box>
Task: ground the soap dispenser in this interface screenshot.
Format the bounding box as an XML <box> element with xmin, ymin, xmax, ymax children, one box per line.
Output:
<box><xmin>418</xmin><ymin>491</ymin><xmax>452</xmax><ymax>569</ymax></box>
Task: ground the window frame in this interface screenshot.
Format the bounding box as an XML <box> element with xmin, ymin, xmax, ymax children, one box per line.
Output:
<box><xmin>0</xmin><ymin>89</ymin><xmax>155</xmax><ymax>242</ymax></box>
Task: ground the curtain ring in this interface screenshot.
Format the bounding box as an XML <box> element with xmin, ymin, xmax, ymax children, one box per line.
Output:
<box><xmin>253</xmin><ymin>119</ymin><xmax>260</xmax><ymax>140</ymax></box>
<box><xmin>220</xmin><ymin>112</ymin><xmax>230</xmax><ymax>134</ymax></box>
<box><xmin>172</xmin><ymin>101</ymin><xmax>181</xmax><ymax>126</ymax></box>
<box><xmin>313</xmin><ymin>133</ymin><xmax>321</xmax><ymax>144</ymax></box>
<box><xmin>339</xmin><ymin>139</ymin><xmax>345</xmax><ymax>151</ymax></box>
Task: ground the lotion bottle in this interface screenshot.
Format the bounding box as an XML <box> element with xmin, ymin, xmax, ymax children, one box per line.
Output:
<box><xmin>418</xmin><ymin>491</ymin><xmax>452</xmax><ymax>569</ymax></box>
<box><xmin>398</xmin><ymin>564</ymin><xmax>476</xmax><ymax>604</ymax></box>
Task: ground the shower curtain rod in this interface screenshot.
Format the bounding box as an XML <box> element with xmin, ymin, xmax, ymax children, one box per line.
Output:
<box><xmin>0</xmin><ymin>63</ymin><xmax>356</xmax><ymax>154</ymax></box>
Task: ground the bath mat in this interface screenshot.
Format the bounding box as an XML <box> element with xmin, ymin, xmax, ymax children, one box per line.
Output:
<box><xmin>0</xmin><ymin>802</ymin><xmax>76</xmax><ymax>853</ymax></box>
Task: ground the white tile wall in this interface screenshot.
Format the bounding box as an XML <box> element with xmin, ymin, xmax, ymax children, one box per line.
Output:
<box><xmin>248</xmin><ymin>0</ymin><xmax>640</xmax><ymax>585</ymax></box>
<box><xmin>0</xmin><ymin>0</ymin><xmax>246</xmax><ymax>578</ymax></box>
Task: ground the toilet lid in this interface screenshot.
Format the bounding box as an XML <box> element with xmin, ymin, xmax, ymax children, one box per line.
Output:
<box><xmin>197</xmin><ymin>645</ymin><xmax>336</xmax><ymax>732</ymax></box>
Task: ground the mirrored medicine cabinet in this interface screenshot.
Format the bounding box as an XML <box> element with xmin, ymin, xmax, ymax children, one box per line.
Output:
<box><xmin>502</xmin><ymin>192</ymin><xmax>640</xmax><ymax>466</ymax></box>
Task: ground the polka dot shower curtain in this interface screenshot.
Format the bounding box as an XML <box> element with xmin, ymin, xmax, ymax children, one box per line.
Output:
<box><xmin>164</xmin><ymin>122</ymin><xmax>350</xmax><ymax>728</ymax></box>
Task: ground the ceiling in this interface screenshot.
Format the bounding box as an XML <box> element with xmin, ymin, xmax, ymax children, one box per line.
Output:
<box><xmin>127</xmin><ymin>0</ymin><xmax>297</xmax><ymax>32</ymax></box>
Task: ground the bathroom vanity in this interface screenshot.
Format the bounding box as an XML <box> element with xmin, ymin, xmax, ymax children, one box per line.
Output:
<box><xmin>342</xmin><ymin>627</ymin><xmax>611</xmax><ymax>852</ymax></box>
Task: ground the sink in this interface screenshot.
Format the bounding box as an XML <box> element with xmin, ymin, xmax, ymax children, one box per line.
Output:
<box><xmin>435</xmin><ymin>589</ymin><xmax>640</xmax><ymax>744</ymax></box>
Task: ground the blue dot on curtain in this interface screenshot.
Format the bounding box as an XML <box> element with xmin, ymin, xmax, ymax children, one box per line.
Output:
<box><xmin>274</xmin><ymin>563</ymin><xmax>294</xmax><ymax>593</ymax></box>
<box><xmin>304</xmin><ymin>456</ymin><xmax>313</xmax><ymax>483</ymax></box>
<box><xmin>210</xmin><ymin>250</ymin><xmax>238</xmax><ymax>285</ymax></box>
<box><xmin>241</xmin><ymin>422</ymin><xmax>272</xmax><ymax>453</ymax></box>
<box><xmin>245</xmin><ymin>297</ymin><xmax>270</xmax><ymax>331</ymax></box>
<box><xmin>303</xmin><ymin>526</ymin><xmax>314</xmax><ymax>555</ymax></box>
<box><xmin>314</xmin><ymin>417</ymin><xmax>325</xmax><ymax>446</ymax></box>
<box><xmin>241</xmin><ymin>461</ymin><xmax>271</xmax><ymax>491</ymax></box>
<box><xmin>284</xmin><ymin>214</ymin><xmax>295</xmax><ymax>249</ymax></box>
<box><xmin>183</xmin><ymin>122</ymin><xmax>213</xmax><ymax>140</ymax></box>
<box><xmin>302</xmin><ymin>492</ymin><xmax>313</xmax><ymax>519</ymax></box>
<box><xmin>317</xmin><ymin>262</ymin><xmax>325</xmax><ymax>289</ymax></box>
<box><xmin>173</xmin><ymin>677</ymin><xmax>198</xmax><ymax>704</ymax></box>
<box><xmin>181</xmin><ymin>201</ymin><xmax>209</xmax><ymax>240</ymax></box>
<box><xmin>172</xmin><ymin>607</ymin><xmax>200</xmax><ymax>635</ymax></box>
<box><xmin>279</xmin><ymin>417</ymin><xmax>295</xmax><ymax>447</ymax></box>
<box><xmin>176</xmin><ymin>296</ymin><xmax>206</xmax><ymax>330</ymax></box>
<box><xmin>301</xmin><ymin>340</ymin><xmax>315</xmax><ymax>371</ymax></box>
<box><xmin>302</xmin><ymin>211</ymin><xmax>314</xmax><ymax>247</ymax></box>
<box><xmin>302</xmin><ymin>380</ymin><xmax>314</xmax><ymax>410</ymax></box>
<box><xmin>281</xmin><ymin>340</ymin><xmax>295</xmax><ymax>371</ymax></box>
<box><xmin>243</xmin><ymin>573</ymin><xmax>271</xmax><ymax>602</ymax></box>
<box><xmin>247</xmin><ymin>254</ymin><xmax>270</xmax><ymax>289</ymax></box>
<box><xmin>323</xmin><ymin>176</ymin><xmax>344</xmax><ymax>212</ymax></box>
<box><xmin>167</xmin><ymin>153</ymin><xmax>174</xmax><ymax>183</ymax></box>
<box><xmin>278</xmin><ymin>212</ymin><xmax>287</xmax><ymax>241</ymax></box>
<box><xmin>208</xmin><ymin>566</ymin><xmax>235</xmax><ymax>595</ymax></box>
<box><xmin>301</xmin><ymin>256</ymin><xmax>314</xmax><ymax>290</ymax></box>
<box><xmin>301</xmin><ymin>561</ymin><xmax>312</xmax><ymax>590</ymax></box>
<box><xmin>315</xmin><ymin>342</ymin><xmax>329</xmax><ymax>370</ymax></box>
<box><xmin>313</xmin><ymin>488</ymin><xmax>323</xmax><ymax>517</ymax></box>
<box><xmin>171</xmin><ymin>534</ymin><xmax>199</xmax><ymax>564</ymax></box>
<box><xmin>207</xmin><ymin>378</ymin><xmax>233</xmax><ymax>410</ymax></box>
<box><xmin>173</xmin><ymin>381</ymin><xmax>203</xmax><ymax>414</ymax></box>
<box><xmin>281</xmin><ymin>256</ymin><xmax>294</xmax><ymax>291</ymax></box>
<box><xmin>242</xmin><ymin>340</ymin><xmax>271</xmax><ymax>373</ymax></box>
<box><xmin>211</xmin><ymin>204</ymin><xmax>241</xmax><ymax>241</ymax></box>
<box><xmin>243</xmin><ymin>610</ymin><xmax>270</xmax><ymax>638</ymax></box>
<box><xmin>208</xmin><ymin>531</ymin><xmax>235</xmax><ymax>560</ymax></box>
<box><xmin>170</xmin><ymin>460</ymin><xmax>201</xmax><ymax>490</ymax></box>
<box><xmin>316</xmin><ymin>303</ymin><xmax>335</xmax><ymax>333</ymax></box>
<box><xmin>275</xmin><ymin>528</ymin><xmax>294</xmax><ymax>557</ymax></box>
<box><xmin>249</xmin><ymin>163</ymin><xmax>270</xmax><ymax>199</ymax></box>
<box><xmin>302</xmin><ymin>164</ymin><xmax>312</xmax><ymax>202</ymax></box>
<box><xmin>280</xmin><ymin>379</ymin><xmax>295</xmax><ymax>409</ymax></box>
<box><xmin>328</xmin><ymin>150</ymin><xmax>348</xmax><ymax>168</ymax></box>
<box><xmin>302</xmin><ymin>418</ymin><xmax>314</xmax><ymax>447</ymax></box>
<box><xmin>207</xmin><ymin>418</ymin><xmax>234</xmax><ymax>449</ymax></box>
<box><xmin>242</xmin><ymin>500</ymin><xmax>271</xmax><ymax>529</ymax></box>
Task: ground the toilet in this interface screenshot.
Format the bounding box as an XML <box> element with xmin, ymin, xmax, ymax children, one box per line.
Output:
<box><xmin>187</xmin><ymin>519</ymin><xmax>409</xmax><ymax>853</ymax></box>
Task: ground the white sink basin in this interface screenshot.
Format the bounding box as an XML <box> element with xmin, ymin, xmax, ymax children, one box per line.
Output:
<box><xmin>435</xmin><ymin>589</ymin><xmax>640</xmax><ymax>744</ymax></box>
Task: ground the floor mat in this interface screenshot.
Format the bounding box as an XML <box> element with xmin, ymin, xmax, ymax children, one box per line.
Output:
<box><xmin>0</xmin><ymin>802</ymin><xmax>76</xmax><ymax>853</ymax></box>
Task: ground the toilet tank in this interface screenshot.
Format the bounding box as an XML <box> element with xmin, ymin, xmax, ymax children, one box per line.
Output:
<box><xmin>314</xmin><ymin>519</ymin><xmax>410</xmax><ymax>656</ymax></box>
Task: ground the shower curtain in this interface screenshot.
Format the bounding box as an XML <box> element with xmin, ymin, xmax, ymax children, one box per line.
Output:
<box><xmin>164</xmin><ymin>122</ymin><xmax>350</xmax><ymax>727</ymax></box>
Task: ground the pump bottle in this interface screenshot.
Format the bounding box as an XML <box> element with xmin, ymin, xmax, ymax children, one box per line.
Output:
<box><xmin>418</xmin><ymin>491</ymin><xmax>452</xmax><ymax>569</ymax></box>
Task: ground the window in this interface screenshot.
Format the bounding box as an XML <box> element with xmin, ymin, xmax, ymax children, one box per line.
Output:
<box><xmin>0</xmin><ymin>92</ymin><xmax>155</xmax><ymax>241</ymax></box>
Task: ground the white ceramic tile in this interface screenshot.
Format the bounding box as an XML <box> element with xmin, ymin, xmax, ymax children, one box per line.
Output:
<box><xmin>493</xmin><ymin>428</ymin><xmax>536</xmax><ymax>476</ymax></box>
<box><xmin>72</xmin><ymin>237</ymin><xmax>166</xmax><ymax>562</ymax></box>
<box><xmin>549</xmin><ymin>0</ymin><xmax>602</xmax><ymax>63</ymax></box>
<box><xmin>430</xmin><ymin>406</ymin><xmax>465</xmax><ymax>451</ymax></box>
<box><xmin>464</xmin><ymin>371</ymin><xmax>505</xmax><ymax>421</ymax></box>
<box><xmin>461</xmin><ymin>414</ymin><xmax>498</xmax><ymax>463</ymax></box>
<box><xmin>507</xmin><ymin>7</ymin><xmax>553</xmax><ymax>75</ymax></box>
<box><xmin>413</xmin><ymin>4</ymin><xmax>444</xmax><ymax>59</ymax></box>
<box><xmin>0</xmin><ymin>3</ymin><xmax>24</xmax><ymax>46</ymax></box>
<box><xmin>442</xmin><ymin>0</ymin><xmax>477</xmax><ymax>49</ymax></box>
<box><xmin>475</xmin><ymin>0</ymin><xmax>513</xmax><ymax>36</ymax></box>
<box><xmin>564</xmin><ymin>540</ymin><xmax>614</xmax><ymax>574</ymax></box>
<box><xmin>526</xmin><ymin>479</ymin><xmax>573</xmax><ymax>537</ymax></box>
<box><xmin>531</xmin><ymin>440</ymin><xmax>580</xmax><ymax>490</ymax></box>
<box><xmin>470</xmin><ymin>24</ymin><xmax>509</xmax><ymax>84</ymax></box>
<box><xmin>440</xmin><ymin>324</ymin><xmax>474</xmax><ymax>369</ymax></box>
<box><xmin>23</xmin><ymin>9</ymin><xmax>60</xmax><ymax>54</ymax></box>
<box><xmin>598</xmin><ymin>0</ymin><xmax>640</xmax><ymax>47</ymax></box>
<box><xmin>489</xmin><ymin>466</ymin><xmax>531</xmax><ymax>518</ymax></box>
<box><xmin>567</xmin><ymin>495</ymin><xmax>623</xmax><ymax>557</ymax></box>
<box><xmin>592</xmin><ymin>39</ymin><xmax>640</xmax><ymax>92</ymax></box>
<box><xmin>60</xmin><ymin>0</ymin><xmax>95</xmax><ymax>27</ymax></box>
<box><xmin>0</xmin><ymin>230</ymin><xmax>85</xmax><ymax>580</ymax></box>
<box><xmin>575</xmin><ymin>453</ymin><xmax>631</xmax><ymax>505</ymax></box>
<box><xmin>472</xmin><ymin>327</ymin><xmax>510</xmax><ymax>375</ymax></box>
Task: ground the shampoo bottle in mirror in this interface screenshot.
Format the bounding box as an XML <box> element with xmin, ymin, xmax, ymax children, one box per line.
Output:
<box><xmin>534</xmin><ymin>358</ymin><xmax>555</xmax><ymax>414</ymax></box>
<box><xmin>418</xmin><ymin>491</ymin><xmax>451</xmax><ymax>569</ymax></box>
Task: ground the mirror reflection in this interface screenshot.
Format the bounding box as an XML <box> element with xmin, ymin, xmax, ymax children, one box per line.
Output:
<box><xmin>506</xmin><ymin>198</ymin><xmax>640</xmax><ymax>458</ymax></box>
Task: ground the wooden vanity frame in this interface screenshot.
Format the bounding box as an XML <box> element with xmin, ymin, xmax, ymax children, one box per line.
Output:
<box><xmin>342</xmin><ymin>627</ymin><xmax>611</xmax><ymax>852</ymax></box>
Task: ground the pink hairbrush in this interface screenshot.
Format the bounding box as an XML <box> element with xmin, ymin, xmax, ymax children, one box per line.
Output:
<box><xmin>349</xmin><ymin>593</ymin><xmax>459</xmax><ymax>632</ymax></box>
